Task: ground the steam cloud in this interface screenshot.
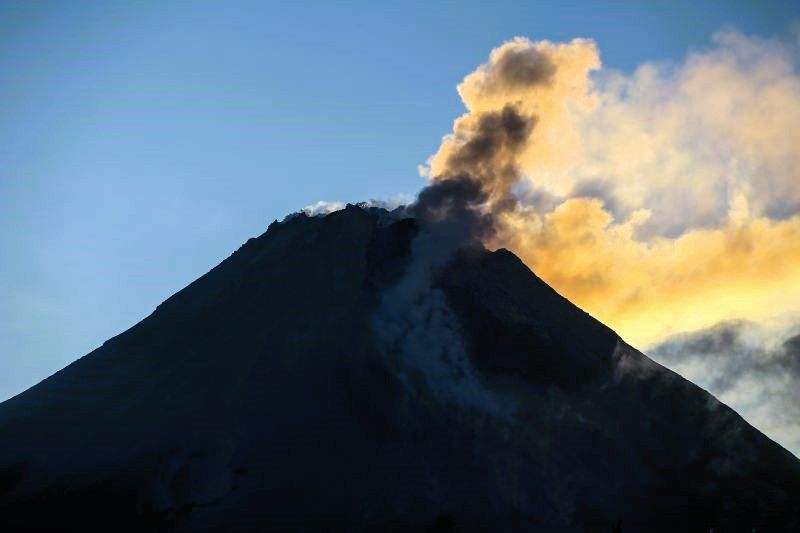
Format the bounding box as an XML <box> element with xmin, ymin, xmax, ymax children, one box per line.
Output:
<box><xmin>651</xmin><ymin>320</ymin><xmax>800</xmax><ymax>457</ymax></box>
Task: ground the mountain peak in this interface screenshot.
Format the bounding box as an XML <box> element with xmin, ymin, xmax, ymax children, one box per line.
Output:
<box><xmin>1</xmin><ymin>204</ymin><xmax>799</xmax><ymax>531</ymax></box>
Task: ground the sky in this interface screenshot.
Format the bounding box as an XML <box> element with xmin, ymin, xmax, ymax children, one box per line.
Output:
<box><xmin>1</xmin><ymin>0</ymin><xmax>799</xmax><ymax>446</ymax></box>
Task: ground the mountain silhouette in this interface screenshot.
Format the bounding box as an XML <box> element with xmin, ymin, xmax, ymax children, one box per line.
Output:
<box><xmin>1</xmin><ymin>204</ymin><xmax>799</xmax><ymax>531</ymax></box>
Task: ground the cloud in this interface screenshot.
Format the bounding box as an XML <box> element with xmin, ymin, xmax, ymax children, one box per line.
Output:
<box><xmin>650</xmin><ymin>320</ymin><xmax>800</xmax><ymax>457</ymax></box>
<box><xmin>566</xmin><ymin>30</ymin><xmax>800</xmax><ymax>236</ymax></box>
<box><xmin>302</xmin><ymin>200</ymin><xmax>345</xmax><ymax>216</ymax></box>
<box><xmin>418</xmin><ymin>30</ymin><xmax>800</xmax><ymax>347</ymax></box>
<box><xmin>496</xmin><ymin>200</ymin><xmax>800</xmax><ymax>347</ymax></box>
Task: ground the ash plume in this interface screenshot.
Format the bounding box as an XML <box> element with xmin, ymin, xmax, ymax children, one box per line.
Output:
<box><xmin>371</xmin><ymin>41</ymin><xmax>562</xmax><ymax>414</ymax></box>
<box><xmin>411</xmin><ymin>103</ymin><xmax>535</xmax><ymax>245</ymax></box>
<box><xmin>373</xmin><ymin>119</ymin><xmax>533</xmax><ymax>414</ymax></box>
<box><xmin>376</xmin><ymin>31</ymin><xmax>800</xmax><ymax>451</ymax></box>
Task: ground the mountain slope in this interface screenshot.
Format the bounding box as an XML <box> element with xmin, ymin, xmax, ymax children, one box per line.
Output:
<box><xmin>1</xmin><ymin>204</ymin><xmax>798</xmax><ymax>532</ymax></box>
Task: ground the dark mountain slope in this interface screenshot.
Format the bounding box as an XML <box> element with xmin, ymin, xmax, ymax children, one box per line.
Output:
<box><xmin>440</xmin><ymin>248</ymin><xmax>800</xmax><ymax>530</ymax></box>
<box><xmin>0</xmin><ymin>204</ymin><xmax>798</xmax><ymax>532</ymax></box>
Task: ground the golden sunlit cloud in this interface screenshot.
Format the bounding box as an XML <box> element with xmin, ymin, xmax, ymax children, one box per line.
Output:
<box><xmin>496</xmin><ymin>201</ymin><xmax>800</xmax><ymax>347</ymax></box>
<box><xmin>424</xmin><ymin>30</ymin><xmax>800</xmax><ymax>347</ymax></box>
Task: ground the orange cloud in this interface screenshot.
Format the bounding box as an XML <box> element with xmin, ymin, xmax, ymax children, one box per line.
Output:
<box><xmin>423</xmin><ymin>31</ymin><xmax>800</xmax><ymax>348</ymax></box>
<box><xmin>495</xmin><ymin>200</ymin><xmax>800</xmax><ymax>347</ymax></box>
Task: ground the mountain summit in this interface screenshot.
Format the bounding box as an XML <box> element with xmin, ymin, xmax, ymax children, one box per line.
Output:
<box><xmin>1</xmin><ymin>204</ymin><xmax>799</xmax><ymax>531</ymax></box>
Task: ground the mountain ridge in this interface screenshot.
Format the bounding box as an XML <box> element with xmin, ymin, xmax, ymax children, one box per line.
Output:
<box><xmin>1</xmin><ymin>204</ymin><xmax>799</xmax><ymax>531</ymax></box>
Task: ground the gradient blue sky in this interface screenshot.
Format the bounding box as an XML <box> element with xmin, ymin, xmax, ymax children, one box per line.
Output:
<box><xmin>1</xmin><ymin>0</ymin><xmax>798</xmax><ymax>401</ymax></box>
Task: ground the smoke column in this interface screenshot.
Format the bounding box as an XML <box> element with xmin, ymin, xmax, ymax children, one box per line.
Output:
<box><xmin>370</xmin><ymin>40</ymin><xmax>588</xmax><ymax>415</ymax></box>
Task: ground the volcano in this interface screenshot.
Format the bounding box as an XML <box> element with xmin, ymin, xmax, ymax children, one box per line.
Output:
<box><xmin>1</xmin><ymin>204</ymin><xmax>799</xmax><ymax>532</ymax></box>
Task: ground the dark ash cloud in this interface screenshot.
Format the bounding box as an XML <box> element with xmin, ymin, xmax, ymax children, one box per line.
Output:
<box><xmin>495</xmin><ymin>46</ymin><xmax>557</xmax><ymax>88</ymax></box>
<box><xmin>412</xmin><ymin>104</ymin><xmax>535</xmax><ymax>245</ymax></box>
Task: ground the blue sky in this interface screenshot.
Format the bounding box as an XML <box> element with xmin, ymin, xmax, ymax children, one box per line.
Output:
<box><xmin>1</xmin><ymin>0</ymin><xmax>798</xmax><ymax>401</ymax></box>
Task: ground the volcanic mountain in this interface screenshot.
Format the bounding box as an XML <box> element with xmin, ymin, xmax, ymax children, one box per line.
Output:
<box><xmin>1</xmin><ymin>204</ymin><xmax>799</xmax><ymax>531</ymax></box>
